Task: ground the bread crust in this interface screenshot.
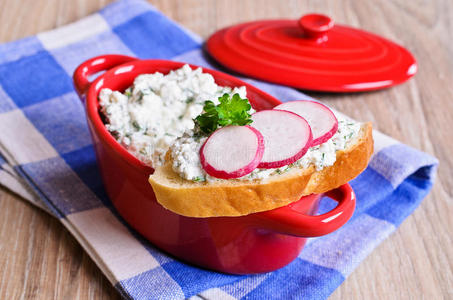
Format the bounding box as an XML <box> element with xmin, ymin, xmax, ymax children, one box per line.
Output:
<box><xmin>148</xmin><ymin>123</ymin><xmax>373</xmax><ymax>217</ymax></box>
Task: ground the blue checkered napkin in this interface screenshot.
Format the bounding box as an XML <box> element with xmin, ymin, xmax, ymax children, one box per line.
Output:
<box><xmin>0</xmin><ymin>0</ymin><xmax>438</xmax><ymax>299</ymax></box>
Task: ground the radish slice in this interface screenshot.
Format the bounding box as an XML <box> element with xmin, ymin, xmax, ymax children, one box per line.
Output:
<box><xmin>251</xmin><ymin>110</ymin><xmax>312</xmax><ymax>169</ymax></box>
<box><xmin>200</xmin><ymin>125</ymin><xmax>264</xmax><ymax>179</ymax></box>
<box><xmin>274</xmin><ymin>100</ymin><xmax>338</xmax><ymax>146</ymax></box>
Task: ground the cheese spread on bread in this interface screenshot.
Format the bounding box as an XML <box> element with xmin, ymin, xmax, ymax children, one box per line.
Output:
<box><xmin>170</xmin><ymin>115</ymin><xmax>361</xmax><ymax>182</ymax></box>
<box><xmin>99</xmin><ymin>64</ymin><xmax>246</xmax><ymax>167</ymax></box>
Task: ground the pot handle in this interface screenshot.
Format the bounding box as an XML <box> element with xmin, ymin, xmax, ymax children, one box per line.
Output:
<box><xmin>73</xmin><ymin>54</ymin><xmax>137</xmax><ymax>98</ymax></box>
<box><xmin>258</xmin><ymin>184</ymin><xmax>355</xmax><ymax>237</ymax></box>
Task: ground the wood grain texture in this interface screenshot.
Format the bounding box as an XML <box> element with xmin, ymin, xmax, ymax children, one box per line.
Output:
<box><xmin>0</xmin><ymin>0</ymin><xmax>452</xmax><ymax>299</ymax></box>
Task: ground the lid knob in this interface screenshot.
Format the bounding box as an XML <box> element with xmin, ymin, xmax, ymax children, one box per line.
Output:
<box><xmin>298</xmin><ymin>14</ymin><xmax>334</xmax><ymax>42</ymax></box>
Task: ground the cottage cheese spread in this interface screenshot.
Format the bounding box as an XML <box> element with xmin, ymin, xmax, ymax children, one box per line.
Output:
<box><xmin>99</xmin><ymin>64</ymin><xmax>362</xmax><ymax>183</ymax></box>
<box><xmin>170</xmin><ymin>115</ymin><xmax>361</xmax><ymax>182</ymax></box>
<box><xmin>99</xmin><ymin>64</ymin><xmax>246</xmax><ymax>166</ymax></box>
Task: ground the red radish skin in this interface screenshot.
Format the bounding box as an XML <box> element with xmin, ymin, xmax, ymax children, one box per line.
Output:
<box><xmin>251</xmin><ymin>110</ymin><xmax>313</xmax><ymax>169</ymax></box>
<box><xmin>200</xmin><ymin>125</ymin><xmax>264</xmax><ymax>179</ymax></box>
<box><xmin>274</xmin><ymin>100</ymin><xmax>338</xmax><ymax>146</ymax></box>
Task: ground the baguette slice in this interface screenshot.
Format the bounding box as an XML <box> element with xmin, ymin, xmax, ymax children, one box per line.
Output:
<box><xmin>149</xmin><ymin>123</ymin><xmax>373</xmax><ymax>218</ymax></box>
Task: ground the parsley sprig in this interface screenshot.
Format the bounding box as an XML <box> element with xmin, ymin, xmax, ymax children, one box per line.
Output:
<box><xmin>194</xmin><ymin>93</ymin><xmax>253</xmax><ymax>134</ymax></box>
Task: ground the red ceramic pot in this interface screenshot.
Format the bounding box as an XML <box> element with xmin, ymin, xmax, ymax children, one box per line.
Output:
<box><xmin>73</xmin><ymin>55</ymin><xmax>356</xmax><ymax>274</ymax></box>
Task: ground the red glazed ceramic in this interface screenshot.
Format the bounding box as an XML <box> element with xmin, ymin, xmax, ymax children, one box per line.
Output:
<box><xmin>73</xmin><ymin>54</ymin><xmax>356</xmax><ymax>274</ymax></box>
<box><xmin>206</xmin><ymin>14</ymin><xmax>417</xmax><ymax>92</ymax></box>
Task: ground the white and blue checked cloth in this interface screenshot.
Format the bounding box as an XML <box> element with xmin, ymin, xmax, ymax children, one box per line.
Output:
<box><xmin>0</xmin><ymin>0</ymin><xmax>438</xmax><ymax>299</ymax></box>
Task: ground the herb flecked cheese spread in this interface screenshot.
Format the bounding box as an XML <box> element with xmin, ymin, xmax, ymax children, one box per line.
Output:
<box><xmin>99</xmin><ymin>65</ymin><xmax>361</xmax><ymax>182</ymax></box>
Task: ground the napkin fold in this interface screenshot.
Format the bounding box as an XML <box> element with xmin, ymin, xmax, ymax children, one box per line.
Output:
<box><xmin>0</xmin><ymin>0</ymin><xmax>438</xmax><ymax>299</ymax></box>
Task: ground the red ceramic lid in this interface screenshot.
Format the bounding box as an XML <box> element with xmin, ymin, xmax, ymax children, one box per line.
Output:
<box><xmin>206</xmin><ymin>14</ymin><xmax>417</xmax><ymax>92</ymax></box>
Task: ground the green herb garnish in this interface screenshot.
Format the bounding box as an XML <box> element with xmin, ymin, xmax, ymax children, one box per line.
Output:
<box><xmin>137</xmin><ymin>92</ymin><xmax>144</xmax><ymax>104</ymax></box>
<box><xmin>194</xmin><ymin>93</ymin><xmax>253</xmax><ymax>134</ymax></box>
<box><xmin>193</xmin><ymin>176</ymin><xmax>205</xmax><ymax>182</ymax></box>
<box><xmin>132</xmin><ymin>121</ymin><xmax>141</xmax><ymax>130</ymax></box>
<box><xmin>111</xmin><ymin>131</ymin><xmax>120</xmax><ymax>140</ymax></box>
<box><xmin>125</xmin><ymin>89</ymin><xmax>132</xmax><ymax>98</ymax></box>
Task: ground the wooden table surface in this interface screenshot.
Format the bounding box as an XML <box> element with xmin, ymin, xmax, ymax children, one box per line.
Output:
<box><xmin>1</xmin><ymin>0</ymin><xmax>452</xmax><ymax>299</ymax></box>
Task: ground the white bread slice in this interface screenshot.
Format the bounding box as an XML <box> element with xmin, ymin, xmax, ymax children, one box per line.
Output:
<box><xmin>148</xmin><ymin>123</ymin><xmax>373</xmax><ymax>218</ymax></box>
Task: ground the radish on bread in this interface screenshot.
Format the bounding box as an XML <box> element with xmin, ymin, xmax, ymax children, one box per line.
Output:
<box><xmin>200</xmin><ymin>125</ymin><xmax>264</xmax><ymax>179</ymax></box>
<box><xmin>149</xmin><ymin>122</ymin><xmax>373</xmax><ymax>218</ymax></box>
<box><xmin>274</xmin><ymin>100</ymin><xmax>338</xmax><ymax>146</ymax></box>
<box><xmin>250</xmin><ymin>110</ymin><xmax>312</xmax><ymax>169</ymax></box>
